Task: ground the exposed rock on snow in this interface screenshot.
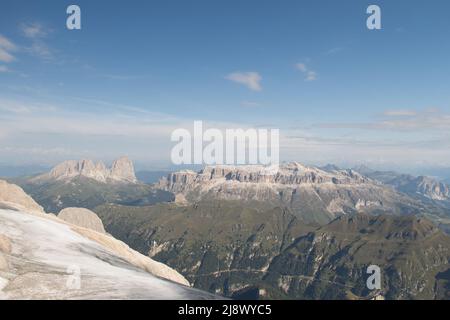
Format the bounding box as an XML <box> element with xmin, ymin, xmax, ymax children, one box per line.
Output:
<box><xmin>0</xmin><ymin>234</ymin><xmax>11</xmax><ymax>273</ymax></box>
<box><xmin>0</xmin><ymin>181</ymin><xmax>217</xmax><ymax>299</ymax></box>
<box><xmin>0</xmin><ymin>208</ymin><xmax>217</xmax><ymax>299</ymax></box>
<box><xmin>58</xmin><ymin>207</ymin><xmax>106</xmax><ymax>234</ymax></box>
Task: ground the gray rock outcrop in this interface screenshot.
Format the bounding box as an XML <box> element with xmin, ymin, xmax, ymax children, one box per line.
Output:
<box><xmin>0</xmin><ymin>179</ymin><xmax>44</xmax><ymax>213</ymax></box>
<box><xmin>58</xmin><ymin>207</ymin><xmax>106</xmax><ymax>234</ymax></box>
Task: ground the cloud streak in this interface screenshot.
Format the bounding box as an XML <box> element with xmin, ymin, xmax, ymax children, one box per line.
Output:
<box><xmin>318</xmin><ymin>108</ymin><xmax>450</xmax><ymax>132</ymax></box>
<box><xmin>225</xmin><ymin>71</ymin><xmax>262</xmax><ymax>91</ymax></box>
<box><xmin>295</xmin><ymin>62</ymin><xmax>317</xmax><ymax>81</ymax></box>
<box><xmin>0</xmin><ymin>34</ymin><xmax>17</xmax><ymax>63</ymax></box>
<box><xmin>20</xmin><ymin>23</ymin><xmax>53</xmax><ymax>60</ymax></box>
<box><xmin>0</xmin><ymin>65</ymin><xmax>10</xmax><ymax>73</ymax></box>
<box><xmin>21</xmin><ymin>23</ymin><xmax>48</xmax><ymax>39</ymax></box>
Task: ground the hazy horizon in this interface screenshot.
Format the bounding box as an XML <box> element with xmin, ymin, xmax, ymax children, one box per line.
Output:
<box><xmin>2</xmin><ymin>1</ymin><xmax>450</xmax><ymax>172</ymax></box>
<box><xmin>2</xmin><ymin>157</ymin><xmax>450</xmax><ymax>181</ymax></box>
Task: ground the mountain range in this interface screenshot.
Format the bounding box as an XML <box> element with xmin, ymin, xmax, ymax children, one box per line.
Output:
<box><xmin>5</xmin><ymin>158</ymin><xmax>450</xmax><ymax>299</ymax></box>
<box><xmin>157</xmin><ymin>163</ymin><xmax>449</xmax><ymax>227</ymax></box>
<box><xmin>32</xmin><ymin>156</ymin><xmax>138</xmax><ymax>184</ymax></box>
<box><xmin>350</xmin><ymin>165</ymin><xmax>450</xmax><ymax>203</ymax></box>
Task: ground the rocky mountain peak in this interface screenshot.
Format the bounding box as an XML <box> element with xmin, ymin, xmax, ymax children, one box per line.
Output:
<box><xmin>110</xmin><ymin>156</ymin><xmax>137</xmax><ymax>183</ymax></box>
<box><xmin>415</xmin><ymin>176</ymin><xmax>450</xmax><ymax>201</ymax></box>
<box><xmin>34</xmin><ymin>156</ymin><xmax>137</xmax><ymax>184</ymax></box>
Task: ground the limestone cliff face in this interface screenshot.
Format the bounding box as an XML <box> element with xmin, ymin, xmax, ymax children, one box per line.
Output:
<box><xmin>33</xmin><ymin>156</ymin><xmax>137</xmax><ymax>184</ymax></box>
<box><xmin>157</xmin><ymin>163</ymin><xmax>424</xmax><ymax>224</ymax></box>
<box><xmin>159</xmin><ymin>163</ymin><xmax>371</xmax><ymax>193</ymax></box>
<box><xmin>110</xmin><ymin>156</ymin><xmax>137</xmax><ymax>183</ymax></box>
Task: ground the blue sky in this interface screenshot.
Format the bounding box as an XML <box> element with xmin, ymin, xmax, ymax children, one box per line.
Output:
<box><xmin>1</xmin><ymin>0</ymin><xmax>450</xmax><ymax>171</ymax></box>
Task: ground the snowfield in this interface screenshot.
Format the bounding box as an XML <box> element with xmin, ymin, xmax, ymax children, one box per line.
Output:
<box><xmin>0</xmin><ymin>208</ymin><xmax>217</xmax><ymax>300</ymax></box>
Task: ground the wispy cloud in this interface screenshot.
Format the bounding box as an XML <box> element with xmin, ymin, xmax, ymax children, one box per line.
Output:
<box><xmin>20</xmin><ymin>23</ymin><xmax>53</xmax><ymax>60</ymax></box>
<box><xmin>99</xmin><ymin>74</ymin><xmax>146</xmax><ymax>81</ymax></box>
<box><xmin>0</xmin><ymin>65</ymin><xmax>10</xmax><ymax>73</ymax></box>
<box><xmin>241</xmin><ymin>101</ymin><xmax>261</xmax><ymax>108</ymax></box>
<box><xmin>0</xmin><ymin>35</ymin><xmax>16</xmax><ymax>51</ymax></box>
<box><xmin>295</xmin><ymin>62</ymin><xmax>317</xmax><ymax>81</ymax></box>
<box><xmin>21</xmin><ymin>23</ymin><xmax>49</xmax><ymax>39</ymax></box>
<box><xmin>0</xmin><ymin>98</ymin><xmax>59</xmax><ymax>115</ymax></box>
<box><xmin>318</xmin><ymin>108</ymin><xmax>450</xmax><ymax>131</ymax></box>
<box><xmin>0</xmin><ymin>34</ymin><xmax>17</xmax><ymax>63</ymax></box>
<box><xmin>324</xmin><ymin>47</ymin><xmax>344</xmax><ymax>55</ymax></box>
<box><xmin>225</xmin><ymin>71</ymin><xmax>262</xmax><ymax>91</ymax></box>
<box><xmin>383</xmin><ymin>109</ymin><xmax>418</xmax><ymax>117</ymax></box>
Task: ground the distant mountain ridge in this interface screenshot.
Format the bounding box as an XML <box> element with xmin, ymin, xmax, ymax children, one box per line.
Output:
<box><xmin>32</xmin><ymin>156</ymin><xmax>137</xmax><ymax>184</ymax></box>
<box><xmin>157</xmin><ymin>163</ymin><xmax>437</xmax><ymax>225</ymax></box>
<box><xmin>351</xmin><ymin>166</ymin><xmax>450</xmax><ymax>202</ymax></box>
<box><xmin>11</xmin><ymin>157</ymin><xmax>173</xmax><ymax>213</ymax></box>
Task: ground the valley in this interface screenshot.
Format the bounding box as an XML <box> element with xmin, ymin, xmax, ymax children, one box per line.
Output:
<box><xmin>96</xmin><ymin>200</ymin><xmax>450</xmax><ymax>299</ymax></box>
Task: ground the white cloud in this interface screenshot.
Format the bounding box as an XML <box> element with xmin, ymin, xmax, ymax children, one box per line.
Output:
<box><xmin>0</xmin><ymin>96</ymin><xmax>275</xmax><ymax>164</ymax></box>
<box><xmin>295</xmin><ymin>63</ymin><xmax>307</xmax><ymax>72</ymax></box>
<box><xmin>0</xmin><ymin>65</ymin><xmax>10</xmax><ymax>73</ymax></box>
<box><xmin>295</xmin><ymin>62</ymin><xmax>318</xmax><ymax>81</ymax></box>
<box><xmin>306</xmin><ymin>71</ymin><xmax>317</xmax><ymax>81</ymax></box>
<box><xmin>21</xmin><ymin>23</ymin><xmax>48</xmax><ymax>39</ymax></box>
<box><xmin>20</xmin><ymin>23</ymin><xmax>53</xmax><ymax>60</ymax></box>
<box><xmin>0</xmin><ymin>98</ymin><xmax>59</xmax><ymax>114</ymax></box>
<box><xmin>0</xmin><ymin>35</ymin><xmax>16</xmax><ymax>51</ymax></box>
<box><xmin>27</xmin><ymin>42</ymin><xmax>52</xmax><ymax>59</ymax></box>
<box><xmin>324</xmin><ymin>47</ymin><xmax>344</xmax><ymax>55</ymax></box>
<box><xmin>0</xmin><ymin>34</ymin><xmax>17</xmax><ymax>63</ymax></box>
<box><xmin>318</xmin><ymin>108</ymin><xmax>450</xmax><ymax>131</ymax></box>
<box><xmin>0</xmin><ymin>49</ymin><xmax>15</xmax><ymax>63</ymax></box>
<box><xmin>225</xmin><ymin>72</ymin><xmax>262</xmax><ymax>91</ymax></box>
<box><xmin>383</xmin><ymin>109</ymin><xmax>417</xmax><ymax>117</ymax></box>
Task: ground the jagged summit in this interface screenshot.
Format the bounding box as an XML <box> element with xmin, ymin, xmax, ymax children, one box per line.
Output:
<box><xmin>33</xmin><ymin>156</ymin><xmax>137</xmax><ymax>184</ymax></box>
